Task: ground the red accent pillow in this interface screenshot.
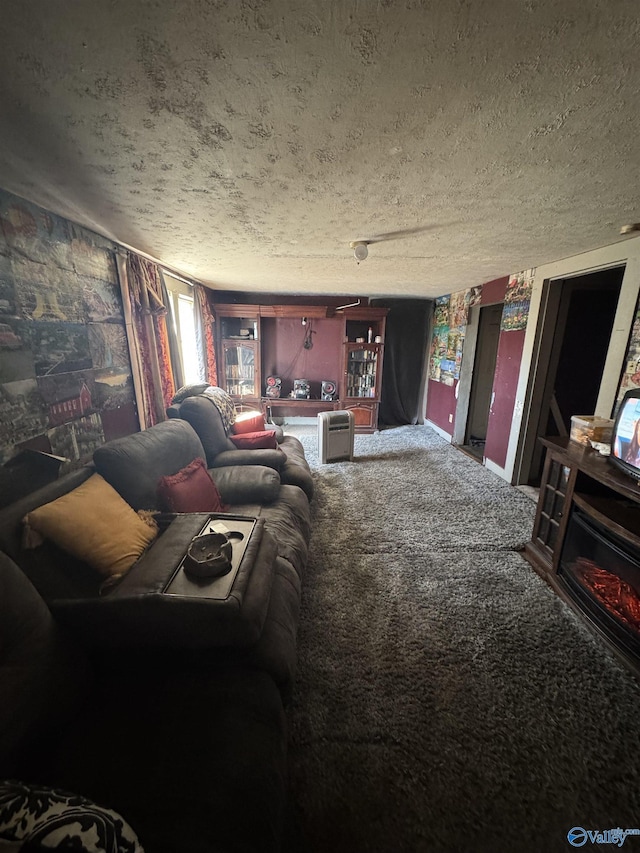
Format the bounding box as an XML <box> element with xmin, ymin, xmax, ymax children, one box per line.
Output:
<box><xmin>229</xmin><ymin>430</ymin><xmax>278</xmax><ymax>450</ymax></box>
<box><xmin>157</xmin><ymin>457</ymin><xmax>227</xmax><ymax>513</ymax></box>
<box><xmin>233</xmin><ymin>412</ymin><xmax>265</xmax><ymax>434</ymax></box>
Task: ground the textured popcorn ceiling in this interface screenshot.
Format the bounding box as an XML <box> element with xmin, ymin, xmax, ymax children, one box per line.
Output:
<box><xmin>1</xmin><ymin>0</ymin><xmax>639</xmax><ymax>297</ymax></box>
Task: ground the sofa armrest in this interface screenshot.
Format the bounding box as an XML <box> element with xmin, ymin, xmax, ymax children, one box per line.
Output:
<box><xmin>210</xmin><ymin>465</ymin><xmax>281</xmax><ymax>504</ymax></box>
<box><xmin>48</xmin><ymin>520</ymin><xmax>279</xmax><ymax>651</ymax></box>
<box><xmin>213</xmin><ymin>448</ymin><xmax>286</xmax><ymax>470</ymax></box>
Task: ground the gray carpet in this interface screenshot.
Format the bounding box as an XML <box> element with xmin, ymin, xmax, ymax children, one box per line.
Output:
<box><xmin>283</xmin><ymin>425</ymin><xmax>640</xmax><ymax>853</ymax></box>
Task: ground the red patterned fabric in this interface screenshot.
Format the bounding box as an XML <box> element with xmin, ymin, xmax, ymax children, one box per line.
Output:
<box><xmin>195</xmin><ymin>284</ymin><xmax>218</xmax><ymax>386</ymax></box>
<box><xmin>157</xmin><ymin>457</ymin><xmax>226</xmax><ymax>513</ymax></box>
<box><xmin>126</xmin><ymin>254</ymin><xmax>176</xmax><ymax>426</ymax></box>
<box><xmin>229</xmin><ymin>430</ymin><xmax>278</xmax><ymax>450</ymax></box>
<box><xmin>154</xmin><ymin>311</ymin><xmax>176</xmax><ymax>409</ymax></box>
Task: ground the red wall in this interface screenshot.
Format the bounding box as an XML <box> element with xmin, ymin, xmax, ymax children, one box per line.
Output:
<box><xmin>425</xmin><ymin>378</ymin><xmax>456</xmax><ymax>434</ymax></box>
<box><xmin>483</xmin><ymin>328</ymin><xmax>526</xmax><ymax>469</ymax></box>
<box><xmin>261</xmin><ymin>317</ymin><xmax>344</xmax><ymax>399</ymax></box>
<box><xmin>481</xmin><ymin>276</ymin><xmax>508</xmax><ymax>305</ymax></box>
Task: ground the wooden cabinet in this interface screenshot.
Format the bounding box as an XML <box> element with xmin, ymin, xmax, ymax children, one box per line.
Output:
<box><xmin>524</xmin><ymin>436</ymin><xmax>640</xmax><ymax>675</ymax></box>
<box><xmin>340</xmin><ymin>308</ymin><xmax>387</xmax><ymax>433</ymax></box>
<box><xmin>527</xmin><ymin>449</ymin><xmax>576</xmax><ymax>573</ymax></box>
<box><xmin>221</xmin><ymin>340</ymin><xmax>259</xmax><ymax>402</ymax></box>
<box><xmin>525</xmin><ymin>436</ymin><xmax>640</xmax><ymax>580</ymax></box>
<box><xmin>215</xmin><ymin>306</ymin><xmax>261</xmax><ymax>408</ymax></box>
<box><xmin>212</xmin><ymin>302</ymin><xmax>387</xmax><ymax>431</ymax></box>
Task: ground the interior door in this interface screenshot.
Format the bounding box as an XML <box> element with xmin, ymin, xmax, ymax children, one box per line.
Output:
<box><xmin>465</xmin><ymin>303</ymin><xmax>503</xmax><ymax>444</ymax></box>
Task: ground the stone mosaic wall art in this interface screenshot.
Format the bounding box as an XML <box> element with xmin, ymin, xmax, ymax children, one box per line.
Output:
<box><xmin>429</xmin><ymin>289</ymin><xmax>471</xmax><ymax>386</ymax></box>
<box><xmin>0</xmin><ymin>190</ymin><xmax>138</xmax><ymax>472</ymax></box>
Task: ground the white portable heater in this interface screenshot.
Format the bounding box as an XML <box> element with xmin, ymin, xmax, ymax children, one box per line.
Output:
<box><xmin>317</xmin><ymin>410</ymin><xmax>355</xmax><ymax>464</ymax></box>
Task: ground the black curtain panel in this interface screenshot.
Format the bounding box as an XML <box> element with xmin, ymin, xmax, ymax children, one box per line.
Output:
<box><xmin>373</xmin><ymin>299</ymin><xmax>432</xmax><ymax>426</ymax></box>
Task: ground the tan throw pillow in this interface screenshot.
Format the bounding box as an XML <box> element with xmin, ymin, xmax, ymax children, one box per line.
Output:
<box><xmin>23</xmin><ymin>473</ymin><xmax>159</xmax><ymax>577</ymax></box>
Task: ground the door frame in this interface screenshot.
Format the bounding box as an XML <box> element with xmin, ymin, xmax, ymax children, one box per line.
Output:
<box><xmin>514</xmin><ymin>262</ymin><xmax>630</xmax><ymax>485</ymax></box>
<box><xmin>452</xmin><ymin>304</ymin><xmax>480</xmax><ymax>445</ymax></box>
<box><xmin>454</xmin><ymin>302</ymin><xmax>504</xmax><ymax>446</ymax></box>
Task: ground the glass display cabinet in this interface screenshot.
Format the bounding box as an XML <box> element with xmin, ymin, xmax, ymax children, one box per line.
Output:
<box><xmin>341</xmin><ymin>310</ymin><xmax>387</xmax><ymax>432</ymax></box>
<box><xmin>215</xmin><ymin>308</ymin><xmax>261</xmax><ymax>408</ymax></box>
<box><xmin>342</xmin><ymin>343</ymin><xmax>382</xmax><ymax>431</ymax></box>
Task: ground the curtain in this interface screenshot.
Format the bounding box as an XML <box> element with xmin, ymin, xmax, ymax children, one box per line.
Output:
<box><xmin>194</xmin><ymin>283</ymin><xmax>218</xmax><ymax>385</ymax></box>
<box><xmin>160</xmin><ymin>271</ymin><xmax>184</xmax><ymax>391</ymax></box>
<box><xmin>124</xmin><ymin>253</ymin><xmax>177</xmax><ymax>427</ymax></box>
<box><xmin>373</xmin><ymin>298</ymin><xmax>432</xmax><ymax>426</ymax></box>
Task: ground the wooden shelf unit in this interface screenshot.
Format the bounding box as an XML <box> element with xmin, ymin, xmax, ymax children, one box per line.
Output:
<box><xmin>525</xmin><ymin>436</ymin><xmax>640</xmax><ymax>676</ymax></box>
<box><xmin>213</xmin><ymin>302</ymin><xmax>388</xmax><ymax>433</ymax></box>
<box><xmin>525</xmin><ymin>436</ymin><xmax>640</xmax><ymax>581</ymax></box>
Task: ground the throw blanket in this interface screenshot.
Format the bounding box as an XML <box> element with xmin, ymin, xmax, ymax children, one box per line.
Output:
<box><xmin>202</xmin><ymin>386</ymin><xmax>237</xmax><ymax>433</ymax></box>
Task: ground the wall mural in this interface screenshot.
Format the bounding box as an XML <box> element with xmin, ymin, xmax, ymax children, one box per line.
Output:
<box><xmin>501</xmin><ymin>268</ymin><xmax>535</xmax><ymax>331</ymax></box>
<box><xmin>428</xmin><ymin>288</ymin><xmax>471</xmax><ymax>386</ymax></box>
<box><xmin>0</xmin><ymin>190</ymin><xmax>138</xmax><ymax>475</ymax></box>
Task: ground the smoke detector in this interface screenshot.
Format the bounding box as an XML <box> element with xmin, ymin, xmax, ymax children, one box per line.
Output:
<box><xmin>350</xmin><ymin>241</ymin><xmax>369</xmax><ymax>262</ymax></box>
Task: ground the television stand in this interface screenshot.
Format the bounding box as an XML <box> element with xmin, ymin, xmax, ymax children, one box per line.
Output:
<box><xmin>525</xmin><ymin>436</ymin><xmax>640</xmax><ymax>581</ymax></box>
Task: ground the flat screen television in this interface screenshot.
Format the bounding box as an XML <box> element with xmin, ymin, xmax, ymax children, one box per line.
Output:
<box><xmin>610</xmin><ymin>388</ymin><xmax>640</xmax><ymax>481</ymax></box>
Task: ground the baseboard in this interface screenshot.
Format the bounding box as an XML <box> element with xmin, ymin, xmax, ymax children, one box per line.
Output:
<box><xmin>484</xmin><ymin>457</ymin><xmax>509</xmax><ymax>481</ymax></box>
<box><xmin>425</xmin><ymin>419</ymin><xmax>453</xmax><ymax>442</ymax></box>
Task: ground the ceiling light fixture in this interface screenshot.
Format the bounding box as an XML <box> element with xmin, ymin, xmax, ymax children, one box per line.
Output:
<box><xmin>350</xmin><ymin>241</ymin><xmax>369</xmax><ymax>262</ymax></box>
<box><xmin>620</xmin><ymin>223</ymin><xmax>640</xmax><ymax>235</ymax></box>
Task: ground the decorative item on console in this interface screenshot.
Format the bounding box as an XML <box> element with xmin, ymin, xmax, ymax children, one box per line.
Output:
<box><xmin>293</xmin><ymin>379</ymin><xmax>310</xmax><ymax>399</ymax></box>
<box><xmin>265</xmin><ymin>375</ymin><xmax>282</xmax><ymax>398</ymax></box>
<box><xmin>321</xmin><ymin>380</ymin><xmax>338</xmax><ymax>401</ymax></box>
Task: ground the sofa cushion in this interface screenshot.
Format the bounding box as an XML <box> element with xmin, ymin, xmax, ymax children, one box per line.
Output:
<box><xmin>0</xmin><ymin>781</ymin><xmax>143</xmax><ymax>852</ymax></box>
<box><xmin>157</xmin><ymin>457</ymin><xmax>226</xmax><ymax>513</ymax></box>
<box><xmin>94</xmin><ymin>419</ymin><xmax>207</xmax><ymax>511</ymax></box>
<box><xmin>23</xmin><ymin>474</ymin><xmax>159</xmax><ymax>578</ymax></box>
<box><xmin>278</xmin><ymin>436</ymin><xmax>315</xmax><ymax>501</ymax></box>
<box><xmin>230</xmin><ymin>429</ymin><xmax>278</xmax><ymax>450</ymax></box>
<box><xmin>228</xmin><ymin>484</ymin><xmax>311</xmax><ymax>578</ymax></box>
<box><xmin>210</xmin><ymin>465</ymin><xmax>281</xmax><ymax>505</ymax></box>
<box><xmin>233</xmin><ymin>411</ymin><xmax>266</xmax><ymax>434</ymax></box>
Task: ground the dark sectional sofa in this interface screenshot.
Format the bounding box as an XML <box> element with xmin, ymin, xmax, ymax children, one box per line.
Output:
<box><xmin>0</xmin><ymin>408</ymin><xmax>313</xmax><ymax>852</ymax></box>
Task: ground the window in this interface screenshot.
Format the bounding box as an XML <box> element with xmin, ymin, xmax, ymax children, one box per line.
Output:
<box><xmin>163</xmin><ymin>272</ymin><xmax>201</xmax><ymax>386</ymax></box>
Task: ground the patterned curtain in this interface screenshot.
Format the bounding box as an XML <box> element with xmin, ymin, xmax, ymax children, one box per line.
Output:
<box><xmin>194</xmin><ymin>283</ymin><xmax>218</xmax><ymax>385</ymax></box>
<box><xmin>125</xmin><ymin>253</ymin><xmax>177</xmax><ymax>426</ymax></box>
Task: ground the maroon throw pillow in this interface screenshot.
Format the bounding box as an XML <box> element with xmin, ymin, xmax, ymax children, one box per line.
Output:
<box><xmin>233</xmin><ymin>412</ymin><xmax>265</xmax><ymax>434</ymax></box>
<box><xmin>229</xmin><ymin>430</ymin><xmax>278</xmax><ymax>450</ymax></box>
<box><xmin>157</xmin><ymin>457</ymin><xmax>227</xmax><ymax>513</ymax></box>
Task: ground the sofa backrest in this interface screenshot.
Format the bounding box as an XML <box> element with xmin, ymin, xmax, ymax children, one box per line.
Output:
<box><xmin>170</xmin><ymin>396</ymin><xmax>237</xmax><ymax>465</ymax></box>
<box><xmin>93</xmin><ymin>418</ymin><xmax>206</xmax><ymax>511</ymax></box>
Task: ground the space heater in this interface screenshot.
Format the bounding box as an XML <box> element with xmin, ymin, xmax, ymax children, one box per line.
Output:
<box><xmin>317</xmin><ymin>410</ymin><xmax>355</xmax><ymax>464</ymax></box>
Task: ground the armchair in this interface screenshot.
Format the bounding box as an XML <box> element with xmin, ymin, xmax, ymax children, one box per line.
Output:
<box><xmin>168</xmin><ymin>390</ymin><xmax>314</xmax><ymax>500</ymax></box>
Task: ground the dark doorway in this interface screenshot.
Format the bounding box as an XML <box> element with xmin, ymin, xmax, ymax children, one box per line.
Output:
<box><xmin>528</xmin><ymin>266</ymin><xmax>624</xmax><ymax>484</ymax></box>
<box><xmin>462</xmin><ymin>302</ymin><xmax>503</xmax><ymax>460</ymax></box>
